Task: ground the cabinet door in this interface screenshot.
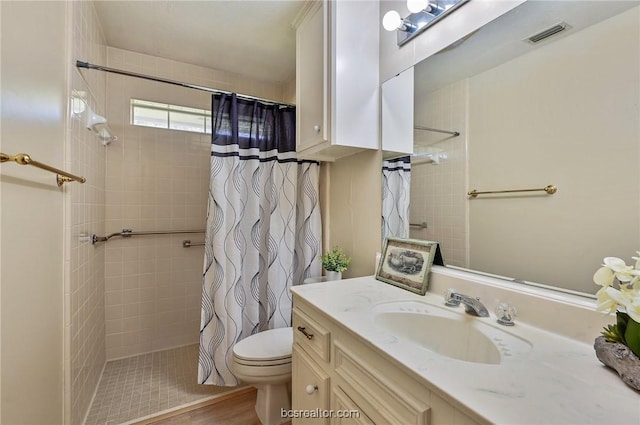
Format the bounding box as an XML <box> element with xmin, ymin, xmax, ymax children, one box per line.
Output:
<box><xmin>296</xmin><ymin>1</ymin><xmax>328</xmax><ymax>151</ymax></box>
<box><xmin>331</xmin><ymin>0</ymin><xmax>379</xmax><ymax>150</ymax></box>
<box><xmin>292</xmin><ymin>345</ymin><xmax>330</xmax><ymax>425</ymax></box>
<box><xmin>381</xmin><ymin>67</ymin><xmax>414</xmax><ymax>155</ymax></box>
<box><xmin>334</xmin><ymin>342</ymin><xmax>430</xmax><ymax>425</ymax></box>
<box><xmin>331</xmin><ymin>386</ymin><xmax>375</xmax><ymax>425</ymax></box>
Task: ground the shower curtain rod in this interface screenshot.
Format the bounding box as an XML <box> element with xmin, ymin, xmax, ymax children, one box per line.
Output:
<box><xmin>76</xmin><ymin>60</ymin><xmax>295</xmax><ymax>107</ymax></box>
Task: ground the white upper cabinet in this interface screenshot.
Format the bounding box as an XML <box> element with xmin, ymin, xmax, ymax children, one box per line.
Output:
<box><xmin>295</xmin><ymin>0</ymin><xmax>379</xmax><ymax>162</ymax></box>
<box><xmin>381</xmin><ymin>67</ymin><xmax>414</xmax><ymax>156</ymax></box>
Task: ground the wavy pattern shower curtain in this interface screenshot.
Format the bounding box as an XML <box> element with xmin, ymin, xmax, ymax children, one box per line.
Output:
<box><xmin>198</xmin><ymin>94</ymin><xmax>321</xmax><ymax>386</ymax></box>
<box><xmin>382</xmin><ymin>157</ymin><xmax>411</xmax><ymax>242</ymax></box>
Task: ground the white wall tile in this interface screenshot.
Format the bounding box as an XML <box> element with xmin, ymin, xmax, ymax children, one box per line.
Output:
<box><xmin>410</xmin><ymin>80</ymin><xmax>469</xmax><ymax>268</ymax></box>
<box><xmin>68</xmin><ymin>2</ymin><xmax>108</xmax><ymax>423</ymax></box>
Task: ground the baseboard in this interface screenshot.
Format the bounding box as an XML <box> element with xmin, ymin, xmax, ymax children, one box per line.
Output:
<box><xmin>124</xmin><ymin>386</ymin><xmax>255</xmax><ymax>425</ymax></box>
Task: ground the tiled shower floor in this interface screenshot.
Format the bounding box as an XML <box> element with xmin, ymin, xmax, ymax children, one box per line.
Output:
<box><xmin>85</xmin><ymin>344</ymin><xmax>236</xmax><ymax>425</ymax></box>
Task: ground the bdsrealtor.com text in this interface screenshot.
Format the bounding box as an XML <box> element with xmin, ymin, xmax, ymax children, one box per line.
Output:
<box><xmin>281</xmin><ymin>408</ymin><xmax>361</xmax><ymax>419</ymax></box>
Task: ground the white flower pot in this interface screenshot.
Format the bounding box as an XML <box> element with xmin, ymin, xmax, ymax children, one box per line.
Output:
<box><xmin>325</xmin><ymin>271</ymin><xmax>342</xmax><ymax>281</ymax></box>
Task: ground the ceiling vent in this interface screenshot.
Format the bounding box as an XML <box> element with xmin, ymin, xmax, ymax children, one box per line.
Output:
<box><xmin>525</xmin><ymin>22</ymin><xmax>570</xmax><ymax>44</ymax></box>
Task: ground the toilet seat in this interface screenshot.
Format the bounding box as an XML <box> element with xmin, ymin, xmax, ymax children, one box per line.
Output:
<box><xmin>234</xmin><ymin>356</ymin><xmax>291</xmax><ymax>367</ymax></box>
<box><xmin>233</xmin><ymin>327</ymin><xmax>293</xmax><ymax>366</ymax></box>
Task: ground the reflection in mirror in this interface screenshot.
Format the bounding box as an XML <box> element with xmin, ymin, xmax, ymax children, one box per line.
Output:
<box><xmin>382</xmin><ymin>157</ymin><xmax>412</xmax><ymax>243</ymax></box>
<box><xmin>394</xmin><ymin>1</ymin><xmax>640</xmax><ymax>295</ymax></box>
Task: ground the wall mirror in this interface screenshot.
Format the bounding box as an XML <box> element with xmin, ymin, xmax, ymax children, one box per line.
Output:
<box><xmin>384</xmin><ymin>0</ymin><xmax>639</xmax><ymax>295</ymax></box>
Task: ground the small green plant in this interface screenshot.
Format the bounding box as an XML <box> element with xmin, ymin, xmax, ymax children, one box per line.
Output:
<box><xmin>320</xmin><ymin>246</ymin><xmax>352</xmax><ymax>272</ymax></box>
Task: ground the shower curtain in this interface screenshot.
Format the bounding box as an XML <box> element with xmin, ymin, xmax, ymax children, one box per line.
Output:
<box><xmin>198</xmin><ymin>93</ymin><xmax>321</xmax><ymax>386</ymax></box>
<box><xmin>382</xmin><ymin>156</ymin><xmax>411</xmax><ymax>242</ymax></box>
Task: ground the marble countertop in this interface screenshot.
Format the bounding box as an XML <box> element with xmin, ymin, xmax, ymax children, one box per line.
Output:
<box><xmin>290</xmin><ymin>276</ymin><xmax>639</xmax><ymax>425</ymax></box>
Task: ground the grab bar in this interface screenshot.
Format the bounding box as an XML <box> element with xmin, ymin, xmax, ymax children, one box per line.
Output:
<box><xmin>91</xmin><ymin>229</ymin><xmax>205</xmax><ymax>245</ymax></box>
<box><xmin>468</xmin><ymin>185</ymin><xmax>557</xmax><ymax>198</ymax></box>
<box><xmin>182</xmin><ymin>240</ymin><xmax>205</xmax><ymax>248</ymax></box>
<box><xmin>1</xmin><ymin>152</ymin><xmax>86</xmax><ymax>187</ymax></box>
<box><xmin>410</xmin><ymin>222</ymin><xmax>428</xmax><ymax>229</ymax></box>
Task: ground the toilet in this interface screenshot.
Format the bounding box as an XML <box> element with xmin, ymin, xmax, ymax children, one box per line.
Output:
<box><xmin>232</xmin><ymin>326</ymin><xmax>293</xmax><ymax>425</ymax></box>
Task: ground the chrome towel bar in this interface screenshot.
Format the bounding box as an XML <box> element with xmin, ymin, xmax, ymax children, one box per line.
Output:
<box><xmin>409</xmin><ymin>222</ymin><xmax>428</xmax><ymax>229</ymax></box>
<box><xmin>92</xmin><ymin>229</ymin><xmax>205</xmax><ymax>245</ymax></box>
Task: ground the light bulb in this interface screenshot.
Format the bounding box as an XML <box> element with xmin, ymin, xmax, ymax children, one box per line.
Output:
<box><xmin>407</xmin><ymin>0</ymin><xmax>430</xmax><ymax>14</ymax></box>
<box><xmin>383</xmin><ymin>10</ymin><xmax>402</xmax><ymax>31</ymax></box>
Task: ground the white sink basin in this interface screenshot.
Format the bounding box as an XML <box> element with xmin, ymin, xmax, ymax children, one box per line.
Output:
<box><xmin>372</xmin><ymin>301</ymin><xmax>532</xmax><ymax>364</ymax></box>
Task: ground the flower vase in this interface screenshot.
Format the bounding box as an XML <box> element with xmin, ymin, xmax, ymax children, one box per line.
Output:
<box><xmin>325</xmin><ymin>271</ymin><xmax>342</xmax><ymax>281</ymax></box>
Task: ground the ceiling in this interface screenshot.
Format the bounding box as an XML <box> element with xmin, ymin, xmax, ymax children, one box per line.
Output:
<box><xmin>93</xmin><ymin>0</ymin><xmax>308</xmax><ymax>85</ymax></box>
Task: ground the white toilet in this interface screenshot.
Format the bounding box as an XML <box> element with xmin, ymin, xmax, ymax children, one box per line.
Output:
<box><xmin>232</xmin><ymin>326</ymin><xmax>293</xmax><ymax>425</ymax></box>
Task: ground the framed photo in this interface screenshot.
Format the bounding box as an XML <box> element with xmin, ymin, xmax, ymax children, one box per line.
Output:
<box><xmin>375</xmin><ymin>238</ymin><xmax>440</xmax><ymax>295</ymax></box>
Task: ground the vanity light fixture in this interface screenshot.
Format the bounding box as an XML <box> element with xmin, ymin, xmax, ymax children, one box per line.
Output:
<box><xmin>383</xmin><ymin>0</ymin><xmax>470</xmax><ymax>46</ymax></box>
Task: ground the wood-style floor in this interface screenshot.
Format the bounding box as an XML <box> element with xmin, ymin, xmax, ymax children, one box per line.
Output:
<box><xmin>133</xmin><ymin>387</ymin><xmax>291</xmax><ymax>425</ymax></box>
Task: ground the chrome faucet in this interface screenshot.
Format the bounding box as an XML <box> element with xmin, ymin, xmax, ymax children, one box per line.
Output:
<box><xmin>444</xmin><ymin>290</ymin><xmax>489</xmax><ymax>317</ymax></box>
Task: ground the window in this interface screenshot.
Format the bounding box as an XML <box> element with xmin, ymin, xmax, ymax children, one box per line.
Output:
<box><xmin>131</xmin><ymin>99</ymin><xmax>211</xmax><ymax>134</ymax></box>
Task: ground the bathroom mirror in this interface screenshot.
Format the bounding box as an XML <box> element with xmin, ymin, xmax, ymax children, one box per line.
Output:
<box><xmin>388</xmin><ymin>0</ymin><xmax>639</xmax><ymax>295</ymax></box>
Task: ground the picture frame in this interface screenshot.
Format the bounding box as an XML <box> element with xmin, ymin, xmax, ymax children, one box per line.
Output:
<box><xmin>375</xmin><ymin>237</ymin><xmax>441</xmax><ymax>295</ymax></box>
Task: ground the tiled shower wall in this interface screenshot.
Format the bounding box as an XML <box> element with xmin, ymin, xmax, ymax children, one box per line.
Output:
<box><xmin>103</xmin><ymin>47</ymin><xmax>289</xmax><ymax>360</ymax></box>
<box><xmin>66</xmin><ymin>2</ymin><xmax>107</xmax><ymax>424</ymax></box>
<box><xmin>410</xmin><ymin>79</ymin><xmax>468</xmax><ymax>268</ymax></box>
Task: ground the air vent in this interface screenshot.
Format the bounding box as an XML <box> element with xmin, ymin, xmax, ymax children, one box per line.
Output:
<box><xmin>525</xmin><ymin>22</ymin><xmax>570</xmax><ymax>44</ymax></box>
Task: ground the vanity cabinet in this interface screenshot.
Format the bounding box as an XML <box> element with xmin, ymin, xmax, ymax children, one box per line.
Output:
<box><xmin>292</xmin><ymin>298</ymin><xmax>483</xmax><ymax>425</ymax></box>
<box><xmin>294</xmin><ymin>0</ymin><xmax>379</xmax><ymax>162</ymax></box>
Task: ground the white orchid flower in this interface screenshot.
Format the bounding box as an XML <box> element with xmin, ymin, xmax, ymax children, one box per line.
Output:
<box><xmin>604</xmin><ymin>257</ymin><xmax>632</xmax><ymax>271</ymax></box>
<box><xmin>594</xmin><ymin>266</ymin><xmax>615</xmax><ymax>287</ymax></box>
<box><xmin>626</xmin><ymin>300</ymin><xmax>640</xmax><ymax>323</ymax></box>
<box><xmin>604</xmin><ymin>286</ymin><xmax>631</xmax><ymax>308</ymax></box>
<box><xmin>600</xmin><ymin>287</ymin><xmax>640</xmax><ymax>322</ymax></box>
<box><xmin>595</xmin><ymin>286</ymin><xmax>617</xmax><ymax>314</ymax></box>
<box><xmin>594</xmin><ymin>253</ymin><xmax>640</xmax><ymax>322</ymax></box>
<box><xmin>633</xmin><ymin>275</ymin><xmax>640</xmax><ymax>291</ymax></box>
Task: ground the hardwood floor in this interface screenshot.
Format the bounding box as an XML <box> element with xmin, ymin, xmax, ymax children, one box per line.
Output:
<box><xmin>134</xmin><ymin>387</ymin><xmax>291</xmax><ymax>425</ymax></box>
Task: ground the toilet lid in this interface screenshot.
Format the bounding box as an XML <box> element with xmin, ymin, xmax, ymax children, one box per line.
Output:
<box><xmin>233</xmin><ymin>327</ymin><xmax>293</xmax><ymax>362</ymax></box>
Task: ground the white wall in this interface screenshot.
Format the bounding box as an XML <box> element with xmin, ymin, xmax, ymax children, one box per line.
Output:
<box><xmin>327</xmin><ymin>150</ymin><xmax>383</xmax><ymax>278</ymax></box>
<box><xmin>0</xmin><ymin>2</ymin><xmax>67</xmax><ymax>423</ymax></box>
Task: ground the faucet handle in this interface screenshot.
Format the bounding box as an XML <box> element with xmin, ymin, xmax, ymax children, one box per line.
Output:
<box><xmin>495</xmin><ymin>302</ymin><xmax>517</xmax><ymax>326</ymax></box>
<box><xmin>444</xmin><ymin>288</ymin><xmax>460</xmax><ymax>307</ymax></box>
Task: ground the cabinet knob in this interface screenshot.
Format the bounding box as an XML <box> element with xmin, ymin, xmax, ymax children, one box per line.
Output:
<box><xmin>305</xmin><ymin>384</ymin><xmax>319</xmax><ymax>395</ymax></box>
<box><xmin>313</xmin><ymin>125</ymin><xmax>321</xmax><ymax>133</ymax></box>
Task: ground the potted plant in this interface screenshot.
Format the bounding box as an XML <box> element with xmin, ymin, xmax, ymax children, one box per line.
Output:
<box><xmin>593</xmin><ymin>253</ymin><xmax>640</xmax><ymax>390</ymax></box>
<box><xmin>320</xmin><ymin>246</ymin><xmax>352</xmax><ymax>281</ymax></box>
